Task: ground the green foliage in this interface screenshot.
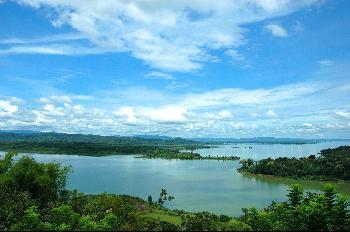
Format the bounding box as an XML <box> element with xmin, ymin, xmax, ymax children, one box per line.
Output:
<box><xmin>239</xmin><ymin>146</ymin><xmax>350</xmax><ymax>181</ymax></box>
<box><xmin>287</xmin><ymin>184</ymin><xmax>303</xmax><ymax>207</ymax></box>
<box><xmin>11</xmin><ymin>206</ymin><xmax>44</xmax><ymax>231</ymax></box>
<box><xmin>141</xmin><ymin>149</ymin><xmax>203</xmax><ymax>160</ymax></box>
<box><xmin>5</xmin><ymin>155</ymin><xmax>70</xmax><ymax>205</ymax></box>
<box><xmin>220</xmin><ymin>219</ymin><xmax>252</xmax><ymax>231</ymax></box>
<box><xmin>48</xmin><ymin>205</ymin><xmax>80</xmax><ymax>230</ymax></box>
<box><xmin>147</xmin><ymin>195</ymin><xmax>153</xmax><ymax>206</ymax></box>
<box><xmin>155</xmin><ymin>188</ymin><xmax>175</xmax><ymax>207</ymax></box>
<box><xmin>1</xmin><ymin>151</ymin><xmax>349</xmax><ymax>231</ymax></box>
<box><xmin>0</xmin><ymin>131</ymin><xmax>239</xmax><ymax>160</ymax></box>
<box><xmin>0</xmin><ymin>151</ymin><xmax>16</xmax><ymax>174</ymax></box>
<box><xmin>0</xmin><ymin>131</ymin><xmax>205</xmax><ymax>156</ymax></box>
<box><xmin>140</xmin><ymin>148</ymin><xmax>239</xmax><ymax>160</ymax></box>
<box><xmin>181</xmin><ymin>212</ymin><xmax>217</xmax><ymax>231</ymax></box>
<box><xmin>241</xmin><ymin>184</ymin><xmax>350</xmax><ymax>231</ymax></box>
<box><xmin>0</xmin><ymin>188</ymin><xmax>35</xmax><ymax>230</ymax></box>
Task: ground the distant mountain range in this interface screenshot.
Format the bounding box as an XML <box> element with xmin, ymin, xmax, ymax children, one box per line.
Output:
<box><xmin>0</xmin><ymin>130</ymin><xmax>41</xmax><ymax>135</ymax></box>
<box><xmin>0</xmin><ymin>130</ymin><xmax>348</xmax><ymax>144</ymax></box>
<box><xmin>0</xmin><ymin>130</ymin><xmax>198</xmax><ymax>145</ymax></box>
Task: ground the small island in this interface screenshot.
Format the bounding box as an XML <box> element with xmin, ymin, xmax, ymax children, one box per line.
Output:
<box><xmin>238</xmin><ymin>146</ymin><xmax>350</xmax><ymax>181</ymax></box>
<box><xmin>138</xmin><ymin>149</ymin><xmax>240</xmax><ymax>161</ymax></box>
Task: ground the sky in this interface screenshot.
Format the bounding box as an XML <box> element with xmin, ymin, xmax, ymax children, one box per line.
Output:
<box><xmin>0</xmin><ymin>0</ymin><xmax>350</xmax><ymax>138</ymax></box>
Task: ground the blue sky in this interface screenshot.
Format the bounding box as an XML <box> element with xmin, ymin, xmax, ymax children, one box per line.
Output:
<box><xmin>0</xmin><ymin>0</ymin><xmax>350</xmax><ymax>138</ymax></box>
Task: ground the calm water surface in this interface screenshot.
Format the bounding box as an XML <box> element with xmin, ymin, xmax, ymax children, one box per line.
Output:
<box><xmin>2</xmin><ymin>141</ymin><xmax>350</xmax><ymax>217</ymax></box>
<box><xmin>194</xmin><ymin>141</ymin><xmax>350</xmax><ymax>159</ymax></box>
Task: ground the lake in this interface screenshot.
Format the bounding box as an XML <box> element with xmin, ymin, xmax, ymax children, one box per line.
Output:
<box><xmin>2</xmin><ymin>141</ymin><xmax>350</xmax><ymax>217</ymax></box>
<box><xmin>194</xmin><ymin>141</ymin><xmax>350</xmax><ymax>159</ymax></box>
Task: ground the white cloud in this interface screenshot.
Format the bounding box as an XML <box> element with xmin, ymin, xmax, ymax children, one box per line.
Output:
<box><xmin>225</xmin><ymin>49</ymin><xmax>245</xmax><ymax>61</ymax></box>
<box><xmin>11</xmin><ymin>0</ymin><xmax>319</xmax><ymax>71</ymax></box>
<box><xmin>335</xmin><ymin>111</ymin><xmax>350</xmax><ymax>120</ymax></box>
<box><xmin>293</xmin><ymin>20</ymin><xmax>304</xmax><ymax>32</ymax></box>
<box><xmin>265</xmin><ymin>23</ymin><xmax>288</xmax><ymax>37</ymax></box>
<box><xmin>0</xmin><ymin>33</ymin><xmax>86</xmax><ymax>45</ymax></box>
<box><xmin>0</xmin><ymin>44</ymin><xmax>105</xmax><ymax>56</ymax></box>
<box><xmin>1</xmin><ymin>68</ymin><xmax>350</xmax><ymax>137</ymax></box>
<box><xmin>180</xmin><ymin>82</ymin><xmax>319</xmax><ymax>109</ymax></box>
<box><xmin>113</xmin><ymin>107</ymin><xmax>140</xmax><ymax>125</ymax></box>
<box><xmin>318</xmin><ymin>60</ymin><xmax>333</xmax><ymax>67</ymax></box>
<box><xmin>144</xmin><ymin>72</ymin><xmax>175</xmax><ymax>80</ymax></box>
<box><xmin>42</xmin><ymin>104</ymin><xmax>66</xmax><ymax>116</ymax></box>
<box><xmin>6</xmin><ymin>96</ymin><xmax>25</xmax><ymax>105</ymax></box>
<box><xmin>0</xmin><ymin>100</ymin><xmax>19</xmax><ymax>116</ymax></box>
<box><xmin>37</xmin><ymin>95</ymin><xmax>71</xmax><ymax>104</ymax></box>
<box><xmin>143</xmin><ymin>106</ymin><xmax>190</xmax><ymax>123</ymax></box>
<box><xmin>250</xmin><ymin>112</ymin><xmax>259</xmax><ymax>118</ymax></box>
<box><xmin>303</xmin><ymin>122</ymin><xmax>314</xmax><ymax>128</ymax></box>
<box><xmin>218</xmin><ymin>110</ymin><xmax>232</xmax><ymax>119</ymax></box>
<box><xmin>266</xmin><ymin>109</ymin><xmax>278</xmax><ymax>118</ymax></box>
<box><xmin>113</xmin><ymin>105</ymin><xmax>192</xmax><ymax>124</ymax></box>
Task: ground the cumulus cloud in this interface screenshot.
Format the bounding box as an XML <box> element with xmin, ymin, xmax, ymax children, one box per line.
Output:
<box><xmin>266</xmin><ymin>109</ymin><xmax>278</xmax><ymax>118</ymax></box>
<box><xmin>303</xmin><ymin>123</ymin><xmax>314</xmax><ymax>128</ymax></box>
<box><xmin>1</xmin><ymin>74</ymin><xmax>350</xmax><ymax>137</ymax></box>
<box><xmin>218</xmin><ymin>110</ymin><xmax>233</xmax><ymax>119</ymax></box>
<box><xmin>8</xmin><ymin>0</ymin><xmax>319</xmax><ymax>71</ymax></box>
<box><xmin>113</xmin><ymin>107</ymin><xmax>139</xmax><ymax>125</ymax></box>
<box><xmin>37</xmin><ymin>95</ymin><xmax>71</xmax><ymax>104</ymax></box>
<box><xmin>0</xmin><ymin>100</ymin><xmax>18</xmax><ymax>116</ymax></box>
<box><xmin>143</xmin><ymin>106</ymin><xmax>190</xmax><ymax>124</ymax></box>
<box><xmin>5</xmin><ymin>96</ymin><xmax>25</xmax><ymax>105</ymax></box>
<box><xmin>335</xmin><ymin>111</ymin><xmax>350</xmax><ymax>120</ymax></box>
<box><xmin>265</xmin><ymin>23</ymin><xmax>288</xmax><ymax>37</ymax></box>
<box><xmin>113</xmin><ymin>105</ymin><xmax>192</xmax><ymax>124</ymax></box>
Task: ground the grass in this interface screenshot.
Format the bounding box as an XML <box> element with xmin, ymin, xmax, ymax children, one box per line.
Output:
<box><xmin>138</xmin><ymin>209</ymin><xmax>183</xmax><ymax>225</ymax></box>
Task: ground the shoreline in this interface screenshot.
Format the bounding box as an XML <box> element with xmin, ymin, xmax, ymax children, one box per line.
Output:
<box><xmin>239</xmin><ymin>170</ymin><xmax>350</xmax><ymax>183</ymax></box>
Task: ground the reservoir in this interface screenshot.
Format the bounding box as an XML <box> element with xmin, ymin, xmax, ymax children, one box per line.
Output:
<box><xmin>3</xmin><ymin>141</ymin><xmax>350</xmax><ymax>216</ymax></box>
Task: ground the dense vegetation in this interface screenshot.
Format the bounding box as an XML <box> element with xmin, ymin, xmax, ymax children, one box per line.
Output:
<box><xmin>239</xmin><ymin>146</ymin><xmax>350</xmax><ymax>181</ymax></box>
<box><xmin>0</xmin><ymin>131</ymin><xmax>209</xmax><ymax>157</ymax></box>
<box><xmin>0</xmin><ymin>131</ymin><xmax>242</xmax><ymax>160</ymax></box>
<box><xmin>139</xmin><ymin>149</ymin><xmax>240</xmax><ymax>161</ymax></box>
<box><xmin>0</xmin><ymin>131</ymin><xmax>198</xmax><ymax>146</ymax></box>
<box><xmin>1</xmin><ymin>151</ymin><xmax>349</xmax><ymax>231</ymax></box>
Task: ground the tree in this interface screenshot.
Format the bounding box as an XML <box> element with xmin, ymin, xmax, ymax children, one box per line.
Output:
<box><xmin>147</xmin><ymin>195</ymin><xmax>153</xmax><ymax>206</ymax></box>
<box><xmin>11</xmin><ymin>206</ymin><xmax>44</xmax><ymax>231</ymax></box>
<box><xmin>7</xmin><ymin>155</ymin><xmax>70</xmax><ymax>206</ymax></box>
<box><xmin>157</xmin><ymin>188</ymin><xmax>175</xmax><ymax>206</ymax></box>
<box><xmin>49</xmin><ymin>204</ymin><xmax>79</xmax><ymax>230</ymax></box>
<box><xmin>181</xmin><ymin>212</ymin><xmax>217</xmax><ymax>231</ymax></box>
<box><xmin>287</xmin><ymin>184</ymin><xmax>303</xmax><ymax>208</ymax></box>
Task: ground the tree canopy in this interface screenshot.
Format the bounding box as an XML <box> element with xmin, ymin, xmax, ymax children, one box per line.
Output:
<box><xmin>239</xmin><ymin>146</ymin><xmax>350</xmax><ymax>181</ymax></box>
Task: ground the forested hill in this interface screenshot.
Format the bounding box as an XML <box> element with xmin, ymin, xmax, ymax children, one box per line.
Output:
<box><xmin>0</xmin><ymin>131</ymin><xmax>206</xmax><ymax>156</ymax></box>
<box><xmin>0</xmin><ymin>131</ymin><xmax>199</xmax><ymax>146</ymax></box>
<box><xmin>239</xmin><ymin>146</ymin><xmax>350</xmax><ymax>181</ymax></box>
